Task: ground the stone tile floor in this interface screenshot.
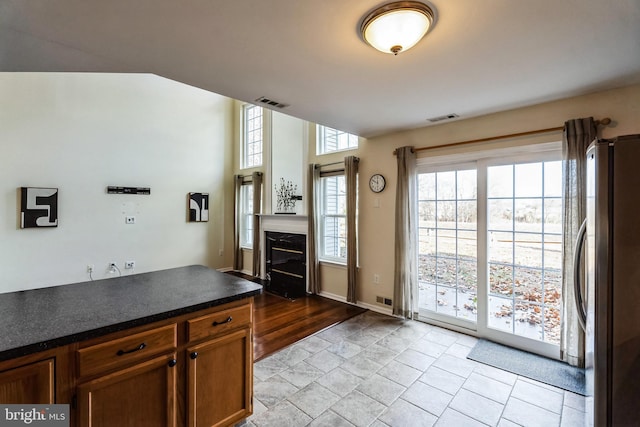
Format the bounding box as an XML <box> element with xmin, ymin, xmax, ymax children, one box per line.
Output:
<box><xmin>245</xmin><ymin>311</ymin><xmax>586</xmax><ymax>427</ymax></box>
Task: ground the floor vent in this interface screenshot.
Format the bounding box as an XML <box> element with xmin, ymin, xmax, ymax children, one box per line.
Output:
<box><xmin>376</xmin><ymin>296</ymin><xmax>392</xmax><ymax>306</ymax></box>
<box><xmin>255</xmin><ymin>96</ymin><xmax>289</xmax><ymax>109</ymax></box>
<box><xmin>427</xmin><ymin>113</ymin><xmax>459</xmax><ymax>123</ymax></box>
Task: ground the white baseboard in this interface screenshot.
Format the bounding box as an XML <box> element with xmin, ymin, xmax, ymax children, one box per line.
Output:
<box><xmin>317</xmin><ymin>290</ymin><xmax>348</xmax><ymax>303</ymax></box>
<box><xmin>318</xmin><ymin>291</ymin><xmax>394</xmax><ymax>316</ymax></box>
<box><xmin>358</xmin><ymin>301</ymin><xmax>394</xmax><ymax>316</ymax></box>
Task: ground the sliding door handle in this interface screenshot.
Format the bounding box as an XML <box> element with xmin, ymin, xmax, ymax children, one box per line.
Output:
<box><xmin>573</xmin><ymin>219</ymin><xmax>588</xmax><ymax>331</ymax></box>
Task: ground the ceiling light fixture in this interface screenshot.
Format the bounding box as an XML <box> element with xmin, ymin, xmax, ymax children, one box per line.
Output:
<box><xmin>360</xmin><ymin>1</ymin><xmax>435</xmax><ymax>55</ymax></box>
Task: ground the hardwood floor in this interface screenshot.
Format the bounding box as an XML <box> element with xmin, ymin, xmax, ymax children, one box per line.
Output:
<box><xmin>226</xmin><ymin>270</ymin><xmax>367</xmax><ymax>361</ymax></box>
<box><xmin>252</xmin><ymin>292</ymin><xmax>367</xmax><ymax>361</ymax></box>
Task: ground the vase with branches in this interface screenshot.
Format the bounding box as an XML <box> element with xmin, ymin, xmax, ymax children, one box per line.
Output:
<box><xmin>275</xmin><ymin>178</ymin><xmax>298</xmax><ymax>213</ymax></box>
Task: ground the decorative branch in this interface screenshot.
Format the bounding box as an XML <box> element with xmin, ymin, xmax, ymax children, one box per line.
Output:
<box><xmin>275</xmin><ymin>178</ymin><xmax>298</xmax><ymax>212</ymax></box>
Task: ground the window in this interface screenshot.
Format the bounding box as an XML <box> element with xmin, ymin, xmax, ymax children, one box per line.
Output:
<box><xmin>242</xmin><ymin>104</ymin><xmax>263</xmax><ymax>169</ymax></box>
<box><xmin>418</xmin><ymin>167</ymin><xmax>478</xmax><ymax>322</ymax></box>
<box><xmin>317</xmin><ymin>125</ymin><xmax>358</xmax><ymax>155</ymax></box>
<box><xmin>486</xmin><ymin>160</ymin><xmax>562</xmax><ymax>344</ymax></box>
<box><xmin>239</xmin><ymin>184</ymin><xmax>254</xmax><ymax>248</ymax></box>
<box><xmin>320</xmin><ymin>175</ymin><xmax>347</xmax><ymax>262</ymax></box>
<box><xmin>417</xmin><ymin>146</ymin><xmax>563</xmax><ymax>351</ymax></box>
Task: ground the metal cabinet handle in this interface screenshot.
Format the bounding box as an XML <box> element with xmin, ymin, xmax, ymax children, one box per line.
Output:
<box><xmin>116</xmin><ymin>342</ymin><xmax>146</xmax><ymax>356</ymax></box>
<box><xmin>212</xmin><ymin>316</ymin><xmax>233</xmax><ymax>327</ymax></box>
<box><xmin>168</xmin><ymin>359</ymin><xmax>177</xmax><ymax>368</ymax></box>
<box><xmin>190</xmin><ymin>352</ymin><xmax>198</xmax><ymax>360</ymax></box>
<box><xmin>573</xmin><ymin>218</ymin><xmax>588</xmax><ymax>331</ymax></box>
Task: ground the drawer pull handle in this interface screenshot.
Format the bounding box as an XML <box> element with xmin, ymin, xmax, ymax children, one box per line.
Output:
<box><xmin>168</xmin><ymin>359</ymin><xmax>177</xmax><ymax>368</ymax></box>
<box><xmin>212</xmin><ymin>316</ymin><xmax>233</xmax><ymax>327</ymax></box>
<box><xmin>116</xmin><ymin>342</ymin><xmax>146</xmax><ymax>356</ymax></box>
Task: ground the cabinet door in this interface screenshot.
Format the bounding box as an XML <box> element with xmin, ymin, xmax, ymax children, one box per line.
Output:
<box><xmin>78</xmin><ymin>353</ymin><xmax>177</xmax><ymax>427</ymax></box>
<box><xmin>0</xmin><ymin>359</ymin><xmax>54</xmax><ymax>404</ymax></box>
<box><xmin>187</xmin><ymin>328</ymin><xmax>252</xmax><ymax>427</ymax></box>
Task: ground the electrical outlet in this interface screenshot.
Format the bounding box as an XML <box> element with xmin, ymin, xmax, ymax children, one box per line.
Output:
<box><xmin>373</xmin><ymin>274</ymin><xmax>380</xmax><ymax>284</ymax></box>
<box><xmin>87</xmin><ymin>265</ymin><xmax>94</xmax><ymax>274</ymax></box>
<box><xmin>125</xmin><ymin>216</ymin><xmax>136</xmax><ymax>224</ymax></box>
<box><xmin>125</xmin><ymin>261</ymin><xmax>136</xmax><ymax>269</ymax></box>
<box><xmin>108</xmin><ymin>262</ymin><xmax>118</xmax><ymax>273</ymax></box>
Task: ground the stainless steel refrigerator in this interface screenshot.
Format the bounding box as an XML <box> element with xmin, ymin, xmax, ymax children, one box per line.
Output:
<box><xmin>575</xmin><ymin>134</ymin><xmax>640</xmax><ymax>426</ymax></box>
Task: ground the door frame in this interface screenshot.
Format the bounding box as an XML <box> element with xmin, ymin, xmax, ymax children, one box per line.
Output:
<box><xmin>416</xmin><ymin>144</ymin><xmax>562</xmax><ymax>360</ymax></box>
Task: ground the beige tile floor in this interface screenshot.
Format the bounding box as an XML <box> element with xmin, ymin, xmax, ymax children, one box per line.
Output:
<box><xmin>245</xmin><ymin>311</ymin><xmax>586</xmax><ymax>427</ymax></box>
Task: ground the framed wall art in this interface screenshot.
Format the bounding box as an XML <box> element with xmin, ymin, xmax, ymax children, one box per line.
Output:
<box><xmin>188</xmin><ymin>192</ymin><xmax>209</xmax><ymax>222</ymax></box>
<box><xmin>20</xmin><ymin>187</ymin><xmax>58</xmax><ymax>228</ymax></box>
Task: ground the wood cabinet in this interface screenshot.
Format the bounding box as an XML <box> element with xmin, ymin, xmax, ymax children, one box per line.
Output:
<box><xmin>77</xmin><ymin>324</ymin><xmax>177</xmax><ymax>378</ymax></box>
<box><xmin>78</xmin><ymin>353</ymin><xmax>177</xmax><ymax>427</ymax></box>
<box><xmin>0</xmin><ymin>358</ymin><xmax>54</xmax><ymax>404</ymax></box>
<box><xmin>76</xmin><ymin>324</ymin><xmax>179</xmax><ymax>427</ymax></box>
<box><xmin>0</xmin><ymin>297</ymin><xmax>254</xmax><ymax>427</ymax></box>
<box><xmin>187</xmin><ymin>328</ymin><xmax>252</xmax><ymax>427</ymax></box>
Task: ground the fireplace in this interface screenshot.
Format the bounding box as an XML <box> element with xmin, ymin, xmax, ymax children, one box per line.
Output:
<box><xmin>265</xmin><ymin>231</ymin><xmax>306</xmax><ymax>298</ymax></box>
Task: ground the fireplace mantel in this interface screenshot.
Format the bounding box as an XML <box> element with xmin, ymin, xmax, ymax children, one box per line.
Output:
<box><xmin>258</xmin><ymin>214</ymin><xmax>308</xmax><ymax>235</ymax></box>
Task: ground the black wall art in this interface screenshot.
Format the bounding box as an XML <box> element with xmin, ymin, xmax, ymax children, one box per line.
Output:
<box><xmin>20</xmin><ymin>187</ymin><xmax>58</xmax><ymax>228</ymax></box>
<box><xmin>188</xmin><ymin>192</ymin><xmax>209</xmax><ymax>222</ymax></box>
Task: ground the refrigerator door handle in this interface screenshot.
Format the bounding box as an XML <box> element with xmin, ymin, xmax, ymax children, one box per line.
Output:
<box><xmin>573</xmin><ymin>218</ymin><xmax>588</xmax><ymax>331</ymax></box>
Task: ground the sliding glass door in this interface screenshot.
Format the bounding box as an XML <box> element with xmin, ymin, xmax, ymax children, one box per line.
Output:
<box><xmin>486</xmin><ymin>161</ymin><xmax>563</xmax><ymax>345</ymax></box>
<box><xmin>418</xmin><ymin>165</ymin><xmax>478</xmax><ymax>329</ymax></box>
<box><xmin>417</xmin><ymin>149</ymin><xmax>562</xmax><ymax>358</ymax></box>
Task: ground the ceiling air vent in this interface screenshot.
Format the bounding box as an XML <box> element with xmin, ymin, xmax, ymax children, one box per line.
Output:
<box><xmin>427</xmin><ymin>113</ymin><xmax>459</xmax><ymax>123</ymax></box>
<box><xmin>255</xmin><ymin>96</ymin><xmax>289</xmax><ymax>109</ymax></box>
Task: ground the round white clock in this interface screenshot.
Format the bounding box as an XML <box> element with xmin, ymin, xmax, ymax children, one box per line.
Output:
<box><xmin>369</xmin><ymin>174</ymin><xmax>386</xmax><ymax>193</ymax></box>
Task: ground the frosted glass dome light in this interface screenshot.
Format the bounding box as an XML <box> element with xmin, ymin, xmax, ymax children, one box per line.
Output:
<box><xmin>361</xmin><ymin>2</ymin><xmax>435</xmax><ymax>55</ymax></box>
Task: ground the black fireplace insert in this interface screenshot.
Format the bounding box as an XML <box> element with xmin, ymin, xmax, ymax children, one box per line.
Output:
<box><xmin>265</xmin><ymin>231</ymin><xmax>306</xmax><ymax>298</ymax></box>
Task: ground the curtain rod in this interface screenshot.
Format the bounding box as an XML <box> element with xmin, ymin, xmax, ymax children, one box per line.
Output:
<box><xmin>236</xmin><ymin>171</ymin><xmax>263</xmax><ymax>179</ymax></box>
<box><xmin>314</xmin><ymin>157</ymin><xmax>360</xmax><ymax>169</ymax></box>
<box><xmin>392</xmin><ymin>118</ymin><xmax>612</xmax><ymax>156</ymax></box>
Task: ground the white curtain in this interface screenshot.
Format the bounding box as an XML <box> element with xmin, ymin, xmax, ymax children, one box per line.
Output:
<box><xmin>251</xmin><ymin>172</ymin><xmax>263</xmax><ymax>277</ymax></box>
<box><xmin>561</xmin><ymin>117</ymin><xmax>596</xmax><ymax>367</ymax></box>
<box><xmin>307</xmin><ymin>164</ymin><xmax>321</xmax><ymax>294</ymax></box>
<box><xmin>393</xmin><ymin>146</ymin><xmax>418</xmax><ymax>319</ymax></box>
<box><xmin>345</xmin><ymin>156</ymin><xmax>359</xmax><ymax>303</ymax></box>
<box><xmin>233</xmin><ymin>175</ymin><xmax>243</xmax><ymax>271</ymax></box>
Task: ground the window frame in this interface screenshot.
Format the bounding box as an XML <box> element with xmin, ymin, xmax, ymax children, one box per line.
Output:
<box><xmin>319</xmin><ymin>173</ymin><xmax>347</xmax><ymax>264</ymax></box>
<box><xmin>482</xmin><ymin>154</ymin><xmax>563</xmax><ymax>344</ymax></box>
<box><xmin>241</xmin><ymin>104</ymin><xmax>263</xmax><ymax>169</ymax></box>
<box><xmin>316</xmin><ymin>125</ymin><xmax>358</xmax><ymax>155</ymax></box>
<box><xmin>239</xmin><ymin>183</ymin><xmax>254</xmax><ymax>249</ymax></box>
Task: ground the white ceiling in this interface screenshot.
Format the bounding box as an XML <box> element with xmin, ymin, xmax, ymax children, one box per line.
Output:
<box><xmin>1</xmin><ymin>0</ymin><xmax>639</xmax><ymax>137</ymax></box>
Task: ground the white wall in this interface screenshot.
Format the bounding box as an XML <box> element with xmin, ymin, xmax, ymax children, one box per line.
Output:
<box><xmin>354</xmin><ymin>84</ymin><xmax>640</xmax><ymax>309</ymax></box>
<box><xmin>0</xmin><ymin>73</ymin><xmax>234</xmax><ymax>292</ymax></box>
<box><xmin>270</xmin><ymin>111</ymin><xmax>306</xmax><ymax>214</ymax></box>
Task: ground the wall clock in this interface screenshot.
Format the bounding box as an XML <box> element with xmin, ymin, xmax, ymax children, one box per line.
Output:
<box><xmin>369</xmin><ymin>174</ymin><xmax>386</xmax><ymax>193</ymax></box>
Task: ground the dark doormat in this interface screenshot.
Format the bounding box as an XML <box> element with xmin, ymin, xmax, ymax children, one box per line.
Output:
<box><xmin>467</xmin><ymin>339</ymin><xmax>586</xmax><ymax>395</ymax></box>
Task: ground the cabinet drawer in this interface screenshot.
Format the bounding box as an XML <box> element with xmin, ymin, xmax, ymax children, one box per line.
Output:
<box><xmin>77</xmin><ymin>324</ymin><xmax>177</xmax><ymax>378</ymax></box>
<box><xmin>187</xmin><ymin>304</ymin><xmax>251</xmax><ymax>343</ymax></box>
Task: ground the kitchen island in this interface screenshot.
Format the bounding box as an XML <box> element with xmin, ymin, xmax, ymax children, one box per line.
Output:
<box><xmin>0</xmin><ymin>265</ymin><xmax>262</xmax><ymax>427</ymax></box>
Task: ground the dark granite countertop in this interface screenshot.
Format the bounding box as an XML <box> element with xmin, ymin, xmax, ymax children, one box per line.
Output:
<box><xmin>0</xmin><ymin>265</ymin><xmax>262</xmax><ymax>362</ymax></box>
